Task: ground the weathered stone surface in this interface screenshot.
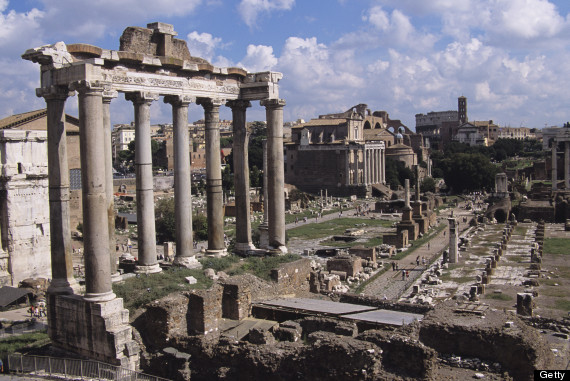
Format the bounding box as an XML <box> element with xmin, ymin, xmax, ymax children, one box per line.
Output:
<box><xmin>133</xmin><ymin>292</ymin><xmax>189</xmax><ymax>351</ymax></box>
<box><xmin>48</xmin><ymin>294</ymin><xmax>139</xmax><ymax>370</ymax></box>
<box><xmin>0</xmin><ymin>130</ymin><xmax>51</xmax><ymax>286</ymax></box>
<box><xmin>270</xmin><ymin>258</ymin><xmax>312</xmax><ymax>294</ymax></box>
<box><xmin>358</xmin><ymin>329</ymin><xmax>437</xmax><ymax>379</ymax></box>
<box><xmin>187</xmin><ymin>285</ymin><xmax>223</xmax><ymax>338</ymax></box>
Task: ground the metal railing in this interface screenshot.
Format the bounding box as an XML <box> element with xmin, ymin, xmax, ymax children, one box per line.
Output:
<box><xmin>8</xmin><ymin>353</ymin><xmax>170</xmax><ymax>381</ymax></box>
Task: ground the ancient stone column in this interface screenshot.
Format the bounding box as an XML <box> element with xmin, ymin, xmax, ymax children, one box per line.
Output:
<box><xmin>261</xmin><ymin>99</ymin><xmax>287</xmax><ymax>253</ymax></box>
<box><xmin>74</xmin><ymin>81</ymin><xmax>115</xmax><ymax>302</ymax></box>
<box><xmin>41</xmin><ymin>86</ymin><xmax>77</xmax><ymax>295</ymax></box>
<box><xmin>562</xmin><ymin>142</ymin><xmax>570</xmax><ymax>189</ymax></box>
<box><xmin>227</xmin><ymin>100</ymin><xmax>254</xmax><ymax>252</ymax></box>
<box><xmin>198</xmin><ymin>98</ymin><xmax>226</xmax><ymax>256</ymax></box>
<box><xmin>405</xmin><ymin>178</ymin><xmax>410</xmax><ymax>208</ymax></box>
<box><xmin>165</xmin><ymin>95</ymin><xmax>200</xmax><ymax>267</ymax></box>
<box><xmin>552</xmin><ymin>140</ymin><xmax>557</xmax><ymax>190</ymax></box>
<box><xmin>102</xmin><ymin>89</ymin><xmax>121</xmax><ymax>282</ymax></box>
<box><xmin>126</xmin><ymin>92</ymin><xmax>161</xmax><ymax>274</ymax></box>
<box><xmin>381</xmin><ymin>149</ymin><xmax>386</xmax><ymax>184</ymax></box>
<box><xmin>448</xmin><ymin>217</ymin><xmax>459</xmax><ymax>263</ymax></box>
<box><xmin>258</xmin><ymin>139</ymin><xmax>269</xmax><ymax>249</ymax></box>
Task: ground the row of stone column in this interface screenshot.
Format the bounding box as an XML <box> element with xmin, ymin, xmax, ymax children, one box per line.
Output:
<box><xmin>42</xmin><ymin>81</ymin><xmax>287</xmax><ymax>302</ymax></box>
<box><xmin>551</xmin><ymin>140</ymin><xmax>570</xmax><ymax>190</ymax></box>
<box><xmin>364</xmin><ymin>148</ymin><xmax>384</xmax><ymax>185</ymax></box>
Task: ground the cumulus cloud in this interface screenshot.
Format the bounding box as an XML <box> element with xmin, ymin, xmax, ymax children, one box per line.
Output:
<box><xmin>0</xmin><ymin>7</ymin><xmax>44</xmax><ymax>55</ymax></box>
<box><xmin>237</xmin><ymin>45</ymin><xmax>277</xmax><ymax>72</ymax></box>
<box><xmin>362</xmin><ymin>6</ymin><xmax>437</xmax><ymax>51</ymax></box>
<box><xmin>186</xmin><ymin>31</ymin><xmax>223</xmax><ymax>62</ymax></box>
<box><xmin>237</xmin><ymin>0</ymin><xmax>294</xmax><ymax>28</ymax></box>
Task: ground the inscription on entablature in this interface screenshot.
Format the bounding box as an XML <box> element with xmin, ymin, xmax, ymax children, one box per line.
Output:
<box><xmin>110</xmin><ymin>75</ymin><xmax>185</xmax><ymax>89</ymax></box>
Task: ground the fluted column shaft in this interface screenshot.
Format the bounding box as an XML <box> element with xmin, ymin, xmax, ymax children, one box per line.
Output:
<box><xmin>102</xmin><ymin>90</ymin><xmax>119</xmax><ymax>281</ymax></box>
<box><xmin>165</xmin><ymin>95</ymin><xmax>195</xmax><ymax>261</ymax></box>
<box><xmin>126</xmin><ymin>92</ymin><xmax>161</xmax><ymax>273</ymax></box>
<box><xmin>199</xmin><ymin>98</ymin><xmax>225</xmax><ymax>255</ymax></box>
<box><xmin>261</xmin><ymin>99</ymin><xmax>287</xmax><ymax>252</ymax></box>
<box><xmin>228</xmin><ymin>100</ymin><xmax>254</xmax><ymax>252</ymax></box>
<box><xmin>75</xmin><ymin>82</ymin><xmax>115</xmax><ymax>302</ymax></box>
<box><xmin>42</xmin><ymin>87</ymin><xmax>77</xmax><ymax>295</ymax></box>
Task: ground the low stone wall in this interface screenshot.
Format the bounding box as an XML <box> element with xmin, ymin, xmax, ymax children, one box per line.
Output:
<box><xmin>358</xmin><ymin>330</ymin><xmax>437</xmax><ymax>379</ymax></box>
<box><xmin>270</xmin><ymin>258</ymin><xmax>312</xmax><ymax>294</ymax></box>
<box><xmin>133</xmin><ymin>292</ymin><xmax>189</xmax><ymax>351</ymax></box>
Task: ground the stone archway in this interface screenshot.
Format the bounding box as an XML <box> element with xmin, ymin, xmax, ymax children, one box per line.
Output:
<box><xmin>363</xmin><ymin>121</ymin><xmax>372</xmax><ymax>129</ymax></box>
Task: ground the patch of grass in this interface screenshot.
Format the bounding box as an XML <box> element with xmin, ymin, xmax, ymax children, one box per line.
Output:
<box><xmin>544</xmin><ymin>238</ymin><xmax>570</xmax><ymax>255</ymax></box>
<box><xmin>113</xmin><ymin>267</ymin><xmax>212</xmax><ymax>314</ymax></box>
<box><xmin>541</xmin><ymin>287</ymin><xmax>568</xmax><ymax>298</ymax></box>
<box><xmin>0</xmin><ymin>331</ymin><xmax>49</xmax><ymax>360</ymax></box>
<box><xmin>287</xmin><ymin>218</ymin><xmax>392</xmax><ymax>240</ymax></box>
<box><xmin>199</xmin><ymin>255</ymin><xmax>240</xmax><ymax>272</ymax></box>
<box><xmin>237</xmin><ymin>254</ymin><xmax>302</xmax><ymax>281</ymax></box>
<box><xmin>484</xmin><ymin>293</ymin><xmax>513</xmax><ymax>301</ymax></box>
<box><xmin>554</xmin><ymin>299</ymin><xmax>570</xmax><ymax>311</ymax></box>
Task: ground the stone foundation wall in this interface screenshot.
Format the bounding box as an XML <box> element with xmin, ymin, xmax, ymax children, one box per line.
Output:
<box><xmin>187</xmin><ymin>285</ymin><xmax>222</xmax><ymax>337</ymax></box>
<box><xmin>326</xmin><ymin>255</ymin><xmax>362</xmax><ymax>277</ymax></box>
<box><xmin>270</xmin><ymin>258</ymin><xmax>312</xmax><ymax>294</ymax></box>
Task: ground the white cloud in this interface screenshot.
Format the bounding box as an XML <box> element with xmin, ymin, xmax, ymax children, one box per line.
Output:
<box><xmin>0</xmin><ymin>7</ymin><xmax>44</xmax><ymax>56</ymax></box>
<box><xmin>237</xmin><ymin>0</ymin><xmax>295</xmax><ymax>28</ymax></box>
<box><xmin>238</xmin><ymin>44</ymin><xmax>277</xmax><ymax>72</ymax></box>
<box><xmin>362</xmin><ymin>6</ymin><xmax>437</xmax><ymax>51</ymax></box>
<box><xmin>186</xmin><ymin>31</ymin><xmax>223</xmax><ymax>62</ymax></box>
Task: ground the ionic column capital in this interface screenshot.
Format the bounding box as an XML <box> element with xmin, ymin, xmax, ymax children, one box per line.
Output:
<box><xmin>36</xmin><ymin>85</ymin><xmax>74</xmax><ymax>101</ymax></box>
<box><xmin>102</xmin><ymin>86</ymin><xmax>118</xmax><ymax>104</ymax></box>
<box><xmin>260</xmin><ymin>98</ymin><xmax>286</xmax><ymax>109</ymax></box>
<box><xmin>226</xmin><ymin>99</ymin><xmax>251</xmax><ymax>111</ymax></box>
<box><xmin>164</xmin><ymin>94</ymin><xmax>195</xmax><ymax>107</ymax></box>
<box><xmin>69</xmin><ymin>80</ymin><xmax>104</xmax><ymax>95</ymax></box>
<box><xmin>197</xmin><ymin>97</ymin><xmax>224</xmax><ymax>111</ymax></box>
<box><xmin>125</xmin><ymin>91</ymin><xmax>160</xmax><ymax>105</ymax></box>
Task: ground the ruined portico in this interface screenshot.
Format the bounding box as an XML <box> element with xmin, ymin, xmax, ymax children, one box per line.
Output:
<box><xmin>23</xmin><ymin>22</ymin><xmax>286</xmax><ymax>368</ymax></box>
<box><xmin>550</xmin><ymin>126</ymin><xmax>570</xmax><ymax>191</ymax></box>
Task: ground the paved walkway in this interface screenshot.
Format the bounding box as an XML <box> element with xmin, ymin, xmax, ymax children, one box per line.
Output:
<box><xmin>363</xmin><ymin>207</ymin><xmax>474</xmax><ymax>300</ymax></box>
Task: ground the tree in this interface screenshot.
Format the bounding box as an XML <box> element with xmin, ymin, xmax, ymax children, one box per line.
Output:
<box><xmin>385</xmin><ymin>157</ymin><xmax>416</xmax><ymax>189</ymax></box>
<box><xmin>420</xmin><ymin>177</ymin><xmax>436</xmax><ymax>193</ymax></box>
<box><xmin>440</xmin><ymin>153</ymin><xmax>498</xmax><ymax>193</ymax></box>
<box><xmin>155</xmin><ymin>197</ymin><xmax>209</xmax><ymax>242</ymax></box>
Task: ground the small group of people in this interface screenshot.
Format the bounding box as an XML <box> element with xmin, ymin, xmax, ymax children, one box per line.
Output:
<box><xmin>415</xmin><ymin>255</ymin><xmax>428</xmax><ymax>266</ymax></box>
<box><xmin>28</xmin><ymin>304</ymin><xmax>46</xmax><ymax>319</ymax></box>
<box><xmin>401</xmin><ymin>269</ymin><xmax>410</xmax><ymax>280</ymax></box>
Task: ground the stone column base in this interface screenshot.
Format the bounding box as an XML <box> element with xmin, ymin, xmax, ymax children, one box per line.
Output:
<box><xmin>173</xmin><ymin>255</ymin><xmax>202</xmax><ymax>269</ymax></box>
<box><xmin>48</xmin><ymin>294</ymin><xmax>140</xmax><ymax>370</ymax></box>
<box><xmin>83</xmin><ymin>290</ymin><xmax>116</xmax><ymax>303</ymax></box>
<box><xmin>258</xmin><ymin>223</ymin><xmax>269</xmax><ymax>249</ymax></box>
<box><xmin>134</xmin><ymin>263</ymin><xmax>162</xmax><ymax>274</ymax></box>
<box><xmin>205</xmin><ymin>249</ymin><xmax>228</xmax><ymax>257</ymax></box>
<box><xmin>269</xmin><ymin>246</ymin><xmax>288</xmax><ymax>255</ymax></box>
<box><xmin>111</xmin><ymin>272</ymin><xmax>123</xmax><ymax>283</ymax></box>
<box><xmin>47</xmin><ymin>278</ymin><xmax>80</xmax><ymax>295</ymax></box>
<box><xmin>234</xmin><ymin>242</ymin><xmax>256</xmax><ymax>253</ymax></box>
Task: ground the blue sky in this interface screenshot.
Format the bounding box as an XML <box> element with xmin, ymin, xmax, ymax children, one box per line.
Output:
<box><xmin>2</xmin><ymin>0</ymin><xmax>570</xmax><ymax>129</ymax></box>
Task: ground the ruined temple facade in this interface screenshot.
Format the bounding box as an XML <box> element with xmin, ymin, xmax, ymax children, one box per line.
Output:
<box><xmin>23</xmin><ymin>22</ymin><xmax>286</xmax><ymax>369</ymax></box>
<box><xmin>286</xmin><ymin>104</ymin><xmax>425</xmax><ymax>197</ymax></box>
